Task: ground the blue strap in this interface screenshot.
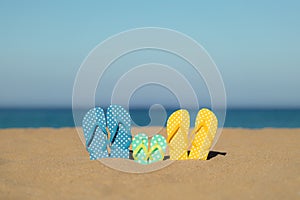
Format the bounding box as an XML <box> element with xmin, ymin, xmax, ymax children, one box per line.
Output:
<box><xmin>109</xmin><ymin>121</ymin><xmax>131</xmax><ymax>144</ymax></box>
<box><xmin>85</xmin><ymin>123</ymin><xmax>108</xmax><ymax>149</ymax></box>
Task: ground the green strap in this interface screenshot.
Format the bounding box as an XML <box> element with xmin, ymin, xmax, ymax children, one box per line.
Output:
<box><xmin>133</xmin><ymin>140</ymin><xmax>165</xmax><ymax>162</ymax></box>
<box><xmin>147</xmin><ymin>143</ymin><xmax>165</xmax><ymax>161</ymax></box>
<box><xmin>133</xmin><ymin>143</ymin><xmax>148</xmax><ymax>161</ymax></box>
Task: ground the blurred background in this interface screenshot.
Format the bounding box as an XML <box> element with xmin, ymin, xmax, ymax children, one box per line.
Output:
<box><xmin>0</xmin><ymin>1</ymin><xmax>299</xmax><ymax>128</ymax></box>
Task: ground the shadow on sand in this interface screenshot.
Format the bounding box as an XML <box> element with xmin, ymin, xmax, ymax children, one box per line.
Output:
<box><xmin>129</xmin><ymin>150</ymin><xmax>227</xmax><ymax>161</ymax></box>
<box><xmin>207</xmin><ymin>151</ymin><xmax>227</xmax><ymax>160</ymax></box>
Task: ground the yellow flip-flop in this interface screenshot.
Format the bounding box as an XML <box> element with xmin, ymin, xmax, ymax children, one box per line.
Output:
<box><xmin>189</xmin><ymin>108</ymin><xmax>218</xmax><ymax>160</ymax></box>
<box><xmin>166</xmin><ymin>109</ymin><xmax>190</xmax><ymax>160</ymax></box>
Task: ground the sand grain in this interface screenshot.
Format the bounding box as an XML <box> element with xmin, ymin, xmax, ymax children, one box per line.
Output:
<box><xmin>0</xmin><ymin>128</ymin><xmax>299</xmax><ymax>200</ymax></box>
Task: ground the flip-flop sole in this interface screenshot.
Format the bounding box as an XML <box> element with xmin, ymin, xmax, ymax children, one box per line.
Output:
<box><xmin>132</xmin><ymin>133</ymin><xmax>149</xmax><ymax>165</ymax></box>
<box><xmin>189</xmin><ymin>108</ymin><xmax>218</xmax><ymax>160</ymax></box>
<box><xmin>82</xmin><ymin>107</ymin><xmax>108</xmax><ymax>160</ymax></box>
<box><xmin>166</xmin><ymin>109</ymin><xmax>189</xmax><ymax>160</ymax></box>
<box><xmin>107</xmin><ymin>105</ymin><xmax>132</xmax><ymax>158</ymax></box>
<box><xmin>148</xmin><ymin>134</ymin><xmax>167</xmax><ymax>164</ymax></box>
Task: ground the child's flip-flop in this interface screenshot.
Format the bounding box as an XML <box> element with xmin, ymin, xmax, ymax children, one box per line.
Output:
<box><xmin>132</xmin><ymin>133</ymin><xmax>149</xmax><ymax>165</ymax></box>
<box><xmin>107</xmin><ymin>105</ymin><xmax>132</xmax><ymax>159</ymax></box>
<box><xmin>132</xmin><ymin>134</ymin><xmax>167</xmax><ymax>164</ymax></box>
<box><xmin>82</xmin><ymin>107</ymin><xmax>108</xmax><ymax>160</ymax></box>
<box><xmin>167</xmin><ymin>109</ymin><xmax>190</xmax><ymax>160</ymax></box>
<box><xmin>148</xmin><ymin>135</ymin><xmax>167</xmax><ymax>164</ymax></box>
<box><xmin>189</xmin><ymin>108</ymin><xmax>218</xmax><ymax>160</ymax></box>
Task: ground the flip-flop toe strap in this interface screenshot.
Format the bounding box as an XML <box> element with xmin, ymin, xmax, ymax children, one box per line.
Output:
<box><xmin>148</xmin><ymin>143</ymin><xmax>165</xmax><ymax>161</ymax></box>
<box><xmin>86</xmin><ymin>124</ymin><xmax>108</xmax><ymax>148</ymax></box>
<box><xmin>133</xmin><ymin>143</ymin><xmax>148</xmax><ymax>161</ymax></box>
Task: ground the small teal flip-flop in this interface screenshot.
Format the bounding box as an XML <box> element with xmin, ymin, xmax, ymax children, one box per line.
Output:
<box><xmin>132</xmin><ymin>133</ymin><xmax>149</xmax><ymax>165</ymax></box>
<box><xmin>148</xmin><ymin>135</ymin><xmax>167</xmax><ymax>164</ymax></box>
<box><xmin>132</xmin><ymin>134</ymin><xmax>167</xmax><ymax>164</ymax></box>
<box><xmin>82</xmin><ymin>107</ymin><xmax>108</xmax><ymax>160</ymax></box>
<box><xmin>106</xmin><ymin>105</ymin><xmax>132</xmax><ymax>159</ymax></box>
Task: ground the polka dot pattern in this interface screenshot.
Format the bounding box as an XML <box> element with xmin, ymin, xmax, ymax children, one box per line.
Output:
<box><xmin>107</xmin><ymin>105</ymin><xmax>132</xmax><ymax>159</ymax></box>
<box><xmin>132</xmin><ymin>133</ymin><xmax>148</xmax><ymax>165</ymax></box>
<box><xmin>148</xmin><ymin>134</ymin><xmax>167</xmax><ymax>164</ymax></box>
<box><xmin>189</xmin><ymin>108</ymin><xmax>218</xmax><ymax>160</ymax></box>
<box><xmin>166</xmin><ymin>109</ymin><xmax>189</xmax><ymax>160</ymax></box>
<box><xmin>82</xmin><ymin>105</ymin><xmax>132</xmax><ymax>160</ymax></box>
<box><xmin>82</xmin><ymin>107</ymin><xmax>108</xmax><ymax>160</ymax></box>
<box><xmin>132</xmin><ymin>133</ymin><xmax>167</xmax><ymax>165</ymax></box>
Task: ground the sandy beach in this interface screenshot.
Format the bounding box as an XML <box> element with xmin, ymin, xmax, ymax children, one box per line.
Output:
<box><xmin>0</xmin><ymin>127</ymin><xmax>299</xmax><ymax>200</ymax></box>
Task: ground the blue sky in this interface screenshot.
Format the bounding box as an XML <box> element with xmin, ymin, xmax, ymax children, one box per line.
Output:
<box><xmin>0</xmin><ymin>1</ymin><xmax>299</xmax><ymax>108</ymax></box>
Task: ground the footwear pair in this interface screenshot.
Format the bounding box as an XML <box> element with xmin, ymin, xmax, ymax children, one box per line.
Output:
<box><xmin>167</xmin><ymin>108</ymin><xmax>218</xmax><ymax>160</ymax></box>
<box><xmin>131</xmin><ymin>133</ymin><xmax>167</xmax><ymax>165</ymax></box>
<box><xmin>82</xmin><ymin>105</ymin><xmax>132</xmax><ymax>160</ymax></box>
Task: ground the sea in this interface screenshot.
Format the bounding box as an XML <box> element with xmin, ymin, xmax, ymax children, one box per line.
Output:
<box><xmin>0</xmin><ymin>108</ymin><xmax>300</xmax><ymax>129</ymax></box>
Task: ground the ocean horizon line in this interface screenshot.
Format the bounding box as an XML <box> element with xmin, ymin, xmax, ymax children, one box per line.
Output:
<box><xmin>1</xmin><ymin>107</ymin><xmax>300</xmax><ymax>111</ymax></box>
<box><xmin>0</xmin><ymin>108</ymin><xmax>300</xmax><ymax>129</ymax></box>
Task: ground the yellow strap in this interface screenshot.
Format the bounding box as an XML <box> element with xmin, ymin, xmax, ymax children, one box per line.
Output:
<box><xmin>192</xmin><ymin>121</ymin><xmax>208</xmax><ymax>134</ymax></box>
<box><xmin>167</xmin><ymin>123</ymin><xmax>180</xmax><ymax>143</ymax></box>
<box><xmin>133</xmin><ymin>141</ymin><xmax>165</xmax><ymax>162</ymax></box>
<box><xmin>132</xmin><ymin>143</ymin><xmax>148</xmax><ymax>161</ymax></box>
<box><xmin>190</xmin><ymin>122</ymin><xmax>209</xmax><ymax>145</ymax></box>
<box><xmin>147</xmin><ymin>143</ymin><xmax>165</xmax><ymax>161</ymax></box>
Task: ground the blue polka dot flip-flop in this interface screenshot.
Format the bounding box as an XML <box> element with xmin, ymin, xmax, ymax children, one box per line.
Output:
<box><xmin>107</xmin><ymin>105</ymin><xmax>132</xmax><ymax>159</ymax></box>
<box><xmin>148</xmin><ymin>134</ymin><xmax>167</xmax><ymax>164</ymax></box>
<box><xmin>132</xmin><ymin>133</ymin><xmax>149</xmax><ymax>165</ymax></box>
<box><xmin>82</xmin><ymin>107</ymin><xmax>108</xmax><ymax>160</ymax></box>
